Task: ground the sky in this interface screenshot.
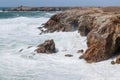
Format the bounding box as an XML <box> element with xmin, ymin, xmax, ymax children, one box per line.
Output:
<box><xmin>0</xmin><ymin>0</ymin><xmax>120</xmax><ymax>7</ymax></box>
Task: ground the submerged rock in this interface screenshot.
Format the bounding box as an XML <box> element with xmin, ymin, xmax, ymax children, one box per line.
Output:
<box><xmin>111</xmin><ymin>61</ymin><xmax>115</xmax><ymax>65</ymax></box>
<box><xmin>19</xmin><ymin>49</ymin><xmax>23</xmax><ymax>52</ymax></box>
<box><xmin>35</xmin><ymin>39</ymin><xmax>56</xmax><ymax>53</ymax></box>
<box><xmin>65</xmin><ymin>54</ymin><xmax>73</xmax><ymax>57</ymax></box>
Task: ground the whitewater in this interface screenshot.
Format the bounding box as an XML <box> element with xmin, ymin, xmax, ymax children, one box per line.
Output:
<box><xmin>0</xmin><ymin>11</ymin><xmax>120</xmax><ymax>80</ymax></box>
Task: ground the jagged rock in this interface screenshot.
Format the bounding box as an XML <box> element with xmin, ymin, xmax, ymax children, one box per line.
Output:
<box><xmin>65</xmin><ymin>54</ymin><xmax>73</xmax><ymax>57</ymax></box>
<box><xmin>81</xmin><ymin>15</ymin><xmax>120</xmax><ymax>63</ymax></box>
<box><xmin>35</xmin><ymin>39</ymin><xmax>56</xmax><ymax>53</ymax></box>
<box><xmin>43</xmin><ymin>7</ymin><xmax>120</xmax><ymax>35</ymax></box>
<box><xmin>77</xmin><ymin>49</ymin><xmax>84</xmax><ymax>53</ymax></box>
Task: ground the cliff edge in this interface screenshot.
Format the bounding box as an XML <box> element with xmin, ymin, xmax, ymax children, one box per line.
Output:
<box><xmin>42</xmin><ymin>7</ymin><xmax>120</xmax><ymax>63</ymax></box>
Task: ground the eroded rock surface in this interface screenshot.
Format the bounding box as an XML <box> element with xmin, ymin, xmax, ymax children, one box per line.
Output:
<box><xmin>42</xmin><ymin>8</ymin><xmax>103</xmax><ymax>36</ymax></box>
<box><xmin>81</xmin><ymin>15</ymin><xmax>120</xmax><ymax>63</ymax></box>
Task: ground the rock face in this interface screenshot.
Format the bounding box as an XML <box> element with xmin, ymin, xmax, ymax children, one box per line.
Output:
<box><xmin>41</xmin><ymin>7</ymin><xmax>120</xmax><ymax>63</ymax></box>
<box><xmin>35</xmin><ymin>39</ymin><xmax>56</xmax><ymax>53</ymax></box>
<box><xmin>42</xmin><ymin>7</ymin><xmax>120</xmax><ymax>35</ymax></box>
<box><xmin>43</xmin><ymin>8</ymin><xmax>103</xmax><ymax>36</ymax></box>
<box><xmin>81</xmin><ymin>15</ymin><xmax>120</xmax><ymax>63</ymax></box>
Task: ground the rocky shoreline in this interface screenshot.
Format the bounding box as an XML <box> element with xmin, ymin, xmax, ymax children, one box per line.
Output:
<box><xmin>3</xmin><ymin>6</ymin><xmax>80</xmax><ymax>11</ymax></box>
<box><xmin>39</xmin><ymin>7</ymin><xmax>120</xmax><ymax>63</ymax></box>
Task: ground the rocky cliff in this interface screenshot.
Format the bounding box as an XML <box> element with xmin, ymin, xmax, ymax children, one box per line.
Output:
<box><xmin>43</xmin><ymin>7</ymin><xmax>103</xmax><ymax>36</ymax></box>
<box><xmin>42</xmin><ymin>7</ymin><xmax>120</xmax><ymax>63</ymax></box>
<box><xmin>81</xmin><ymin>15</ymin><xmax>120</xmax><ymax>63</ymax></box>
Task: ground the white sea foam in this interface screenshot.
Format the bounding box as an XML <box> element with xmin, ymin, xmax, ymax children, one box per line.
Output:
<box><xmin>0</xmin><ymin>15</ymin><xmax>119</xmax><ymax>80</ymax></box>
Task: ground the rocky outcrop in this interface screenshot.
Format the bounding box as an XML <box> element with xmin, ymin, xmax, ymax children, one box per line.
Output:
<box><xmin>41</xmin><ymin>7</ymin><xmax>120</xmax><ymax>63</ymax></box>
<box><xmin>43</xmin><ymin>8</ymin><xmax>103</xmax><ymax>36</ymax></box>
<box><xmin>35</xmin><ymin>39</ymin><xmax>56</xmax><ymax>53</ymax></box>
<box><xmin>80</xmin><ymin>15</ymin><xmax>120</xmax><ymax>63</ymax></box>
<box><xmin>4</xmin><ymin>6</ymin><xmax>77</xmax><ymax>11</ymax></box>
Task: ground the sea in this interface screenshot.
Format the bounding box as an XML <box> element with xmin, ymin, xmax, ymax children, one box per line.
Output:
<box><xmin>0</xmin><ymin>8</ymin><xmax>119</xmax><ymax>80</ymax></box>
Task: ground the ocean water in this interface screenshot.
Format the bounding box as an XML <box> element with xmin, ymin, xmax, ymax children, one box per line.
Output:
<box><xmin>0</xmin><ymin>11</ymin><xmax>120</xmax><ymax>80</ymax></box>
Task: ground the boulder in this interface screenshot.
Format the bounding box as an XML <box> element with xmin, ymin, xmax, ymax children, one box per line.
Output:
<box><xmin>40</xmin><ymin>7</ymin><xmax>120</xmax><ymax>63</ymax></box>
<box><xmin>27</xmin><ymin>46</ymin><xmax>32</xmax><ymax>49</ymax></box>
<box><xmin>35</xmin><ymin>39</ymin><xmax>56</xmax><ymax>53</ymax></box>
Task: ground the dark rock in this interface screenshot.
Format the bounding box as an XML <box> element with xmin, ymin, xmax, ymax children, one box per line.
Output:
<box><xmin>65</xmin><ymin>54</ymin><xmax>73</xmax><ymax>57</ymax></box>
<box><xmin>43</xmin><ymin>8</ymin><xmax>103</xmax><ymax>35</ymax></box>
<box><xmin>111</xmin><ymin>61</ymin><xmax>115</xmax><ymax>65</ymax></box>
<box><xmin>35</xmin><ymin>39</ymin><xmax>56</xmax><ymax>53</ymax></box>
<box><xmin>27</xmin><ymin>46</ymin><xmax>32</xmax><ymax>49</ymax></box>
<box><xmin>19</xmin><ymin>49</ymin><xmax>23</xmax><ymax>52</ymax></box>
<box><xmin>77</xmin><ymin>49</ymin><xmax>84</xmax><ymax>53</ymax></box>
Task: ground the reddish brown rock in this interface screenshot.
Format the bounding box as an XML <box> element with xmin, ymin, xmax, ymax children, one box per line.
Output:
<box><xmin>35</xmin><ymin>39</ymin><xmax>56</xmax><ymax>53</ymax></box>
<box><xmin>27</xmin><ymin>46</ymin><xmax>32</xmax><ymax>49</ymax></box>
<box><xmin>43</xmin><ymin>8</ymin><xmax>103</xmax><ymax>36</ymax></box>
<box><xmin>42</xmin><ymin>7</ymin><xmax>120</xmax><ymax>35</ymax></box>
<box><xmin>81</xmin><ymin>15</ymin><xmax>120</xmax><ymax>63</ymax></box>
